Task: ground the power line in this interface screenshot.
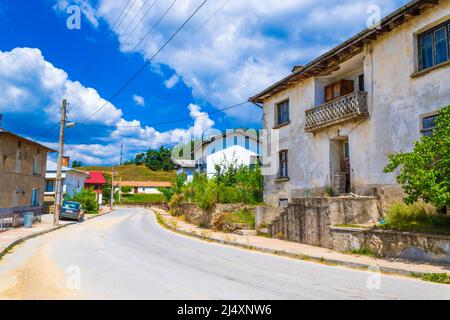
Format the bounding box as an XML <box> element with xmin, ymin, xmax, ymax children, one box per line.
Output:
<box><xmin>72</xmin><ymin>101</ymin><xmax>250</xmax><ymax>129</ymax></box>
<box><xmin>79</xmin><ymin>0</ymin><xmax>209</xmax><ymax>125</ymax></box>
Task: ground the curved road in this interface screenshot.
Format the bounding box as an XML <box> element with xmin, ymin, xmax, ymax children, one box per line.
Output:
<box><xmin>0</xmin><ymin>208</ymin><xmax>449</xmax><ymax>299</ymax></box>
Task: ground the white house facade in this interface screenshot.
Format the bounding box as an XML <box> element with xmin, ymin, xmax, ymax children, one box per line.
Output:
<box><xmin>45</xmin><ymin>160</ymin><xmax>88</xmax><ymax>199</ymax></box>
<box><xmin>194</xmin><ymin>130</ymin><xmax>262</xmax><ymax>178</ymax></box>
<box><xmin>250</xmin><ymin>0</ymin><xmax>450</xmax><ymax>208</ymax></box>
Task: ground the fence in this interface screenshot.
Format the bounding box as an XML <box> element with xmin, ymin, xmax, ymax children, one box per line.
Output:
<box><xmin>0</xmin><ymin>205</ymin><xmax>43</xmax><ymax>232</ymax></box>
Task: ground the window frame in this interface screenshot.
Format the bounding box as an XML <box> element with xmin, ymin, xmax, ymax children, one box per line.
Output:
<box><xmin>418</xmin><ymin>19</ymin><xmax>450</xmax><ymax>71</ymax></box>
<box><xmin>275</xmin><ymin>99</ymin><xmax>290</xmax><ymax>127</ymax></box>
<box><xmin>278</xmin><ymin>150</ymin><xmax>289</xmax><ymax>179</ymax></box>
<box><xmin>31</xmin><ymin>188</ymin><xmax>39</xmax><ymax>206</ymax></box>
<box><xmin>420</xmin><ymin>112</ymin><xmax>440</xmax><ymax>137</ymax></box>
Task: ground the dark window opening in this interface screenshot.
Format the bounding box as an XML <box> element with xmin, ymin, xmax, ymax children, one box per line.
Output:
<box><xmin>421</xmin><ymin>114</ymin><xmax>439</xmax><ymax>137</ymax></box>
<box><xmin>418</xmin><ymin>20</ymin><xmax>450</xmax><ymax>71</ymax></box>
<box><xmin>279</xmin><ymin>150</ymin><xmax>288</xmax><ymax>178</ymax></box>
<box><xmin>276</xmin><ymin>100</ymin><xmax>289</xmax><ymax>126</ymax></box>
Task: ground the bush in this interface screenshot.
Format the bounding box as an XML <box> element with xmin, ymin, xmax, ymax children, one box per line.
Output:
<box><xmin>71</xmin><ymin>188</ymin><xmax>99</xmax><ymax>213</ymax></box>
<box><xmin>382</xmin><ymin>201</ymin><xmax>450</xmax><ymax>234</ymax></box>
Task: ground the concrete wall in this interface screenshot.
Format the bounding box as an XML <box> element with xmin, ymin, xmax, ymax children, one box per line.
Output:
<box><xmin>331</xmin><ymin>227</ymin><xmax>450</xmax><ymax>264</ymax></box>
<box><xmin>269</xmin><ymin>197</ymin><xmax>380</xmax><ymax>247</ymax></box>
<box><xmin>0</xmin><ymin>134</ymin><xmax>49</xmax><ymax>208</ymax></box>
<box><xmin>261</xmin><ymin>2</ymin><xmax>450</xmax><ymax>208</ymax></box>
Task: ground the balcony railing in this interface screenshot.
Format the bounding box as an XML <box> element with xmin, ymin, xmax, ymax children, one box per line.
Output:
<box><xmin>305</xmin><ymin>91</ymin><xmax>369</xmax><ymax>132</ymax></box>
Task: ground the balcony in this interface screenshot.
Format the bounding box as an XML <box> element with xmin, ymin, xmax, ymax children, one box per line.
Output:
<box><xmin>305</xmin><ymin>91</ymin><xmax>369</xmax><ymax>132</ymax></box>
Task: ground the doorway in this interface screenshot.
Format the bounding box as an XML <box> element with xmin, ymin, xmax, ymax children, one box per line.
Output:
<box><xmin>330</xmin><ymin>137</ymin><xmax>350</xmax><ymax>195</ymax></box>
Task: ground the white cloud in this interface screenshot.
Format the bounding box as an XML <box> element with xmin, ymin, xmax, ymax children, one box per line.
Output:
<box><xmin>164</xmin><ymin>74</ymin><xmax>179</xmax><ymax>89</ymax></box>
<box><xmin>0</xmin><ymin>47</ymin><xmax>123</xmax><ymax>125</ymax></box>
<box><xmin>132</xmin><ymin>94</ymin><xmax>145</xmax><ymax>106</ymax></box>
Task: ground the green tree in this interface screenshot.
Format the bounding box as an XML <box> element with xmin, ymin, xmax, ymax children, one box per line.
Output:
<box><xmin>384</xmin><ymin>105</ymin><xmax>450</xmax><ymax>210</ymax></box>
<box><xmin>72</xmin><ymin>160</ymin><xmax>83</xmax><ymax>168</ymax></box>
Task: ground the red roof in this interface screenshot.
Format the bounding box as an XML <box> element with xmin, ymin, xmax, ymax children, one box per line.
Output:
<box><xmin>85</xmin><ymin>171</ymin><xmax>107</xmax><ymax>184</ymax></box>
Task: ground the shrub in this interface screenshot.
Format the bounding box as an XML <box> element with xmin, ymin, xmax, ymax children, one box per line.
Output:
<box><xmin>71</xmin><ymin>188</ymin><xmax>98</xmax><ymax>213</ymax></box>
<box><xmin>421</xmin><ymin>273</ymin><xmax>450</xmax><ymax>284</ymax></box>
<box><xmin>120</xmin><ymin>193</ymin><xmax>166</xmax><ymax>203</ymax></box>
<box><xmin>382</xmin><ymin>201</ymin><xmax>450</xmax><ymax>234</ymax></box>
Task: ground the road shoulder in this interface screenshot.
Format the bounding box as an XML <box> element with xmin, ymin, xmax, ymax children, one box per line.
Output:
<box><xmin>152</xmin><ymin>207</ymin><xmax>450</xmax><ymax>279</ymax></box>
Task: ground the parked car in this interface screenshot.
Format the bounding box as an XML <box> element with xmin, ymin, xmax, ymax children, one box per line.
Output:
<box><xmin>60</xmin><ymin>201</ymin><xmax>84</xmax><ymax>222</ymax></box>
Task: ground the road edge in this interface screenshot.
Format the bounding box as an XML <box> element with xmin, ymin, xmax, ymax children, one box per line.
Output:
<box><xmin>0</xmin><ymin>210</ymin><xmax>114</xmax><ymax>261</ymax></box>
<box><xmin>153</xmin><ymin>209</ymin><xmax>450</xmax><ymax>282</ymax></box>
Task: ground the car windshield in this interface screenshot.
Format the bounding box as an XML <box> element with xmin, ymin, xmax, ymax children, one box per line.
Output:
<box><xmin>62</xmin><ymin>202</ymin><xmax>80</xmax><ymax>210</ymax></box>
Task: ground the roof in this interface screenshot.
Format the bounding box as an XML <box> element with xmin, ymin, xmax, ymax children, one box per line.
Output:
<box><xmin>193</xmin><ymin>129</ymin><xmax>260</xmax><ymax>153</ymax></box>
<box><xmin>117</xmin><ymin>181</ymin><xmax>172</xmax><ymax>188</ymax></box>
<box><xmin>85</xmin><ymin>171</ymin><xmax>107</xmax><ymax>184</ymax></box>
<box><xmin>249</xmin><ymin>0</ymin><xmax>438</xmax><ymax>103</ymax></box>
<box><xmin>172</xmin><ymin>159</ymin><xmax>196</xmax><ymax>168</ymax></box>
<box><xmin>46</xmin><ymin>160</ymin><xmax>89</xmax><ymax>176</ymax></box>
<box><xmin>0</xmin><ymin>128</ymin><xmax>55</xmax><ymax>152</ymax></box>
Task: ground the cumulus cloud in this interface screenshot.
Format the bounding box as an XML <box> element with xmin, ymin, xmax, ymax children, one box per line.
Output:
<box><xmin>0</xmin><ymin>47</ymin><xmax>123</xmax><ymax>125</ymax></box>
<box><xmin>132</xmin><ymin>94</ymin><xmax>145</xmax><ymax>106</ymax></box>
<box><xmin>78</xmin><ymin>0</ymin><xmax>405</xmax><ymax>123</ymax></box>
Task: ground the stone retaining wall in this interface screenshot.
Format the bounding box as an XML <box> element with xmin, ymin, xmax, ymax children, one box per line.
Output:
<box><xmin>177</xmin><ymin>203</ymin><xmax>256</xmax><ymax>229</ymax></box>
<box><xmin>269</xmin><ymin>197</ymin><xmax>380</xmax><ymax>248</ymax></box>
<box><xmin>331</xmin><ymin>227</ymin><xmax>450</xmax><ymax>264</ymax></box>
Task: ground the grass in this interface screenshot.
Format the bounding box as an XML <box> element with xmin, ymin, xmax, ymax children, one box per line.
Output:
<box><xmin>411</xmin><ymin>273</ymin><xmax>450</xmax><ymax>284</ymax></box>
<box><xmin>380</xmin><ymin>202</ymin><xmax>450</xmax><ymax>235</ymax></box>
<box><xmin>345</xmin><ymin>248</ymin><xmax>375</xmax><ymax>257</ymax></box>
<box><xmin>223</xmin><ymin>209</ymin><xmax>256</xmax><ymax>229</ymax></box>
<box><xmin>80</xmin><ymin>164</ymin><xmax>176</xmax><ymax>182</ymax></box>
<box><xmin>335</xmin><ymin>224</ymin><xmax>370</xmax><ymax>229</ymax></box>
<box><xmin>119</xmin><ymin>193</ymin><xmax>166</xmax><ymax>203</ymax></box>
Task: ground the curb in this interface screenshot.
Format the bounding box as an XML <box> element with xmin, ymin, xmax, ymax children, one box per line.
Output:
<box><xmin>155</xmin><ymin>212</ymin><xmax>437</xmax><ymax>278</ymax></box>
<box><xmin>0</xmin><ymin>210</ymin><xmax>113</xmax><ymax>261</ymax></box>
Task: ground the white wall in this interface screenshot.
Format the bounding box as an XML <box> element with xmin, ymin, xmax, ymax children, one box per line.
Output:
<box><xmin>206</xmin><ymin>145</ymin><xmax>259</xmax><ymax>178</ymax></box>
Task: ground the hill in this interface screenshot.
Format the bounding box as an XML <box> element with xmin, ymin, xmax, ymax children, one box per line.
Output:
<box><xmin>79</xmin><ymin>165</ymin><xmax>176</xmax><ymax>182</ymax></box>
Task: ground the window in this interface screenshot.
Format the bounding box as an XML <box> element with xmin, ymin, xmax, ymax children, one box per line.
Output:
<box><xmin>418</xmin><ymin>20</ymin><xmax>450</xmax><ymax>71</ymax></box>
<box><xmin>245</xmin><ymin>136</ymin><xmax>250</xmax><ymax>150</ymax></box>
<box><xmin>343</xmin><ymin>142</ymin><xmax>350</xmax><ymax>160</ymax></box>
<box><xmin>234</xmin><ymin>136</ymin><xmax>238</xmax><ymax>146</ymax></box>
<box><xmin>31</xmin><ymin>188</ymin><xmax>39</xmax><ymax>206</ymax></box>
<box><xmin>222</xmin><ymin>137</ymin><xmax>227</xmax><ymax>150</ymax></box>
<box><xmin>45</xmin><ymin>180</ymin><xmax>54</xmax><ymax>192</ymax></box>
<box><xmin>276</xmin><ymin>100</ymin><xmax>289</xmax><ymax>126</ymax></box>
<box><xmin>421</xmin><ymin>114</ymin><xmax>439</xmax><ymax>137</ymax></box>
<box><xmin>279</xmin><ymin>199</ymin><xmax>289</xmax><ymax>207</ymax></box>
<box><xmin>358</xmin><ymin>74</ymin><xmax>365</xmax><ymax>92</ymax></box>
<box><xmin>15</xmin><ymin>150</ymin><xmax>22</xmax><ymax>173</ymax></box>
<box><xmin>33</xmin><ymin>156</ymin><xmax>40</xmax><ymax>175</ymax></box>
<box><xmin>279</xmin><ymin>150</ymin><xmax>288</xmax><ymax>178</ymax></box>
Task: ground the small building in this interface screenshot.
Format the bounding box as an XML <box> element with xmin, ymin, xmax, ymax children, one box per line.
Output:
<box><xmin>0</xmin><ymin>123</ymin><xmax>54</xmax><ymax>211</ymax></box>
<box><xmin>45</xmin><ymin>160</ymin><xmax>88</xmax><ymax>199</ymax></box>
<box><xmin>172</xmin><ymin>159</ymin><xmax>195</xmax><ymax>182</ymax></box>
<box><xmin>84</xmin><ymin>171</ymin><xmax>106</xmax><ymax>205</ymax></box>
<box><xmin>193</xmin><ymin>129</ymin><xmax>261</xmax><ymax>178</ymax></box>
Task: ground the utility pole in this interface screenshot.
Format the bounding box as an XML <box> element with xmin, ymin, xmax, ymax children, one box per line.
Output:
<box><xmin>118</xmin><ymin>176</ymin><xmax>122</xmax><ymax>203</ymax></box>
<box><xmin>110</xmin><ymin>165</ymin><xmax>115</xmax><ymax>209</ymax></box>
<box><xmin>120</xmin><ymin>142</ymin><xmax>123</xmax><ymax>166</ymax></box>
<box><xmin>54</xmin><ymin>99</ymin><xmax>67</xmax><ymax>225</ymax></box>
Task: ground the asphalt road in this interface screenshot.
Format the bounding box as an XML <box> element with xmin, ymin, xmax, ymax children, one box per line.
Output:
<box><xmin>0</xmin><ymin>208</ymin><xmax>449</xmax><ymax>299</ymax></box>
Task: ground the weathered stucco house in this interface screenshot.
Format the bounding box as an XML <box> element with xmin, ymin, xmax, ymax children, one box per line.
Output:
<box><xmin>0</xmin><ymin>124</ymin><xmax>54</xmax><ymax>210</ymax></box>
<box><xmin>250</xmin><ymin>0</ymin><xmax>450</xmax><ymax>209</ymax></box>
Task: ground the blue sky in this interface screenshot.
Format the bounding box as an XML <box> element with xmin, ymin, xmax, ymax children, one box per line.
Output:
<box><xmin>0</xmin><ymin>0</ymin><xmax>408</xmax><ymax>165</ymax></box>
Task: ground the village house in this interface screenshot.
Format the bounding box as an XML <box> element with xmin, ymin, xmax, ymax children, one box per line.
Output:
<box><xmin>45</xmin><ymin>159</ymin><xmax>88</xmax><ymax>200</ymax></box>
<box><xmin>84</xmin><ymin>171</ymin><xmax>107</xmax><ymax>205</ymax></box>
<box><xmin>250</xmin><ymin>0</ymin><xmax>450</xmax><ymax>209</ymax></box>
<box><xmin>0</xmin><ymin>118</ymin><xmax>54</xmax><ymax>211</ymax></box>
<box><xmin>193</xmin><ymin>129</ymin><xmax>262</xmax><ymax>178</ymax></box>
<box><xmin>117</xmin><ymin>181</ymin><xmax>172</xmax><ymax>194</ymax></box>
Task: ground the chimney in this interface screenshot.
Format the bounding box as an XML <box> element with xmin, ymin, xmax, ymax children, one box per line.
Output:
<box><xmin>62</xmin><ymin>156</ymin><xmax>70</xmax><ymax>167</ymax></box>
